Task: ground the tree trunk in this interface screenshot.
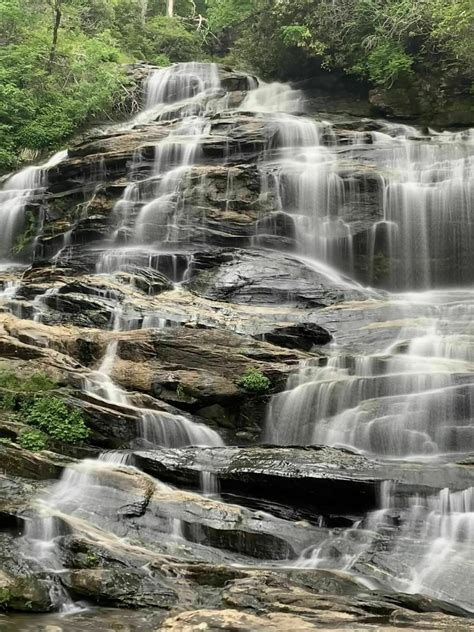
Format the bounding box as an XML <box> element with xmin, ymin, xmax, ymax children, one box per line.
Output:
<box><xmin>47</xmin><ymin>0</ymin><xmax>62</xmax><ymax>74</ymax></box>
<box><xmin>166</xmin><ymin>0</ymin><xmax>174</xmax><ymax>18</ymax></box>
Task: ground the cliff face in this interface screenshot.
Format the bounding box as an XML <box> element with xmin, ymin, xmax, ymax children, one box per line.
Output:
<box><xmin>0</xmin><ymin>63</ymin><xmax>473</xmax><ymax>628</ymax></box>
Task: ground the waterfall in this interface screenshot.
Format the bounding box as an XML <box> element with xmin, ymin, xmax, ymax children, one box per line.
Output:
<box><xmin>296</xmin><ymin>482</ymin><xmax>474</xmax><ymax>611</ymax></box>
<box><xmin>266</xmin><ymin>289</ymin><xmax>474</xmax><ymax>458</ymax></box>
<box><xmin>365</xmin><ymin>125</ymin><xmax>474</xmax><ymax>289</ymax></box>
<box><xmin>239</xmin><ymin>83</ymin><xmax>474</xmax><ymax>290</ymax></box>
<box><xmin>2</xmin><ymin>62</ymin><xmax>473</xmax><ymax>616</ymax></box>
<box><xmin>95</xmin><ymin>64</ymin><xmax>220</xmax><ymax>279</ymax></box>
<box><xmin>83</xmin><ymin>315</ymin><xmax>223</xmax><ymax>450</ymax></box>
<box><xmin>0</xmin><ymin>150</ymin><xmax>67</xmax><ymax>260</ymax></box>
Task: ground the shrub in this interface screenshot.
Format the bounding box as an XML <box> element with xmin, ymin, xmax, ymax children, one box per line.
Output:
<box><xmin>145</xmin><ymin>17</ymin><xmax>203</xmax><ymax>63</ymax></box>
<box><xmin>0</xmin><ymin>370</ymin><xmax>57</xmax><ymax>411</ymax></box>
<box><xmin>23</xmin><ymin>397</ymin><xmax>90</xmax><ymax>444</ymax></box>
<box><xmin>0</xmin><ymin>370</ymin><xmax>56</xmax><ymax>393</ymax></box>
<box><xmin>19</xmin><ymin>429</ymin><xmax>48</xmax><ymax>452</ymax></box>
<box><xmin>239</xmin><ymin>368</ymin><xmax>271</xmax><ymax>394</ymax></box>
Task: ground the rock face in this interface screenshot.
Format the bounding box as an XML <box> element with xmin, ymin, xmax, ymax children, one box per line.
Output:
<box><xmin>0</xmin><ymin>62</ymin><xmax>473</xmax><ymax>630</ymax></box>
<box><xmin>185</xmin><ymin>249</ymin><xmax>370</xmax><ymax>307</ymax></box>
<box><xmin>133</xmin><ymin>445</ymin><xmax>474</xmax><ymax>514</ymax></box>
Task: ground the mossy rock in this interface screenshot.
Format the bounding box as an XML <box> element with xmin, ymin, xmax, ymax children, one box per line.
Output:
<box><xmin>0</xmin><ymin>572</ymin><xmax>52</xmax><ymax>612</ymax></box>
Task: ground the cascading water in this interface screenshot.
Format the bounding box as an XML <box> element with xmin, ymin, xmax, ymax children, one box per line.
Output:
<box><xmin>95</xmin><ymin>64</ymin><xmax>221</xmax><ymax>282</ymax></box>
<box><xmin>241</xmin><ymin>83</ymin><xmax>474</xmax><ymax>290</ymax></box>
<box><xmin>296</xmin><ymin>481</ymin><xmax>474</xmax><ymax>611</ymax></box>
<box><xmin>3</xmin><ymin>62</ymin><xmax>473</xmax><ymax>619</ymax></box>
<box><xmin>266</xmin><ymin>290</ymin><xmax>474</xmax><ymax>458</ymax></box>
<box><xmin>83</xmin><ymin>308</ymin><xmax>223</xmax><ymax>450</ymax></box>
<box><xmin>240</xmin><ymin>77</ymin><xmax>474</xmax><ymax>607</ymax></box>
<box><xmin>0</xmin><ymin>150</ymin><xmax>67</xmax><ymax>261</ymax></box>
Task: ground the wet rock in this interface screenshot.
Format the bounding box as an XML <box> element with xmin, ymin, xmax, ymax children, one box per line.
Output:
<box><xmin>260</xmin><ymin>322</ymin><xmax>332</xmax><ymax>350</ymax></box>
<box><xmin>0</xmin><ymin>444</ymin><xmax>63</xmax><ymax>480</ymax></box>
<box><xmin>0</xmin><ymin>571</ymin><xmax>53</xmax><ymax>612</ymax></box>
<box><xmin>42</xmin><ymin>463</ymin><xmax>323</xmax><ymax>564</ymax></box>
<box><xmin>134</xmin><ymin>446</ymin><xmax>474</xmax><ymax>515</ymax></box>
<box><xmin>218</xmin><ymin>66</ymin><xmax>257</xmax><ymax>92</ymax></box>
<box><xmin>146</xmin><ymin>486</ymin><xmax>323</xmax><ymax>560</ymax></box>
<box><xmin>114</xmin><ymin>266</ymin><xmax>173</xmax><ymax>295</ymax></box>
<box><xmin>185</xmin><ymin>249</ymin><xmax>371</xmax><ymax>307</ymax></box>
<box><xmin>161</xmin><ymin>609</ymin><xmax>321</xmax><ymax>631</ymax></box>
<box><xmin>63</xmin><ymin>568</ymin><xmax>178</xmax><ymax>608</ymax></box>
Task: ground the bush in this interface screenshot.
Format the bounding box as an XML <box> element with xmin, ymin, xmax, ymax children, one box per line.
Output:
<box><xmin>18</xmin><ymin>429</ymin><xmax>48</xmax><ymax>452</ymax></box>
<box><xmin>239</xmin><ymin>368</ymin><xmax>271</xmax><ymax>394</ymax></box>
<box><xmin>0</xmin><ymin>370</ymin><xmax>57</xmax><ymax>411</ymax></box>
<box><xmin>23</xmin><ymin>397</ymin><xmax>90</xmax><ymax>444</ymax></box>
<box><xmin>0</xmin><ymin>370</ymin><xmax>56</xmax><ymax>393</ymax></box>
<box><xmin>145</xmin><ymin>17</ymin><xmax>203</xmax><ymax>63</ymax></box>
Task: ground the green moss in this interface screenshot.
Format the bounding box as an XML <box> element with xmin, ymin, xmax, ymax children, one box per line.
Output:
<box><xmin>0</xmin><ymin>370</ymin><xmax>90</xmax><ymax>450</ymax></box>
<box><xmin>83</xmin><ymin>552</ymin><xmax>100</xmax><ymax>568</ymax></box>
<box><xmin>0</xmin><ymin>587</ymin><xmax>11</xmax><ymax>608</ymax></box>
<box><xmin>372</xmin><ymin>252</ymin><xmax>391</xmax><ymax>283</ymax></box>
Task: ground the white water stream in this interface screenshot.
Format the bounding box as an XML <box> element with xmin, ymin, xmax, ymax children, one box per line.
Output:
<box><xmin>2</xmin><ymin>62</ymin><xmax>471</xmax><ymax>614</ymax></box>
<box><xmin>0</xmin><ymin>150</ymin><xmax>67</xmax><ymax>261</ymax></box>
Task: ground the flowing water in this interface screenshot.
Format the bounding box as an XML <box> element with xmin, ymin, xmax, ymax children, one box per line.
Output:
<box><xmin>1</xmin><ymin>62</ymin><xmax>473</xmax><ymax>617</ymax></box>
<box><xmin>0</xmin><ymin>150</ymin><xmax>67</xmax><ymax>261</ymax></box>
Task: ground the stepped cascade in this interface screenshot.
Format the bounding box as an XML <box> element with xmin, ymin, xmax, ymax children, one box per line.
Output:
<box><xmin>0</xmin><ymin>62</ymin><xmax>473</xmax><ymax>628</ymax></box>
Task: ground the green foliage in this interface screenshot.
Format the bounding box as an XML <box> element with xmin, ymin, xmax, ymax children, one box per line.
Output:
<box><xmin>365</xmin><ymin>42</ymin><xmax>414</xmax><ymax>87</ymax></box>
<box><xmin>0</xmin><ymin>370</ymin><xmax>56</xmax><ymax>410</ymax></box>
<box><xmin>0</xmin><ymin>370</ymin><xmax>90</xmax><ymax>448</ymax></box>
<box><xmin>206</xmin><ymin>0</ymin><xmax>254</xmax><ymax>31</ymax></box>
<box><xmin>213</xmin><ymin>0</ymin><xmax>473</xmax><ymax>90</ymax></box>
<box><xmin>83</xmin><ymin>551</ymin><xmax>100</xmax><ymax>567</ymax></box>
<box><xmin>0</xmin><ymin>0</ymin><xmax>209</xmax><ymax>172</ymax></box>
<box><xmin>146</xmin><ymin>17</ymin><xmax>202</xmax><ymax>63</ymax></box>
<box><xmin>22</xmin><ymin>397</ymin><xmax>90</xmax><ymax>444</ymax></box>
<box><xmin>18</xmin><ymin>428</ymin><xmax>48</xmax><ymax>451</ymax></box>
<box><xmin>239</xmin><ymin>368</ymin><xmax>271</xmax><ymax>394</ymax></box>
<box><xmin>0</xmin><ymin>437</ymin><xmax>13</xmax><ymax>446</ymax></box>
<box><xmin>0</xmin><ymin>587</ymin><xmax>11</xmax><ymax>607</ymax></box>
<box><xmin>1</xmin><ymin>0</ymin><xmax>472</xmax><ymax>172</ymax></box>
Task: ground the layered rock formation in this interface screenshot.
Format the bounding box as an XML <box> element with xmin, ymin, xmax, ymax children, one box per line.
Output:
<box><xmin>0</xmin><ymin>62</ymin><xmax>473</xmax><ymax>630</ymax></box>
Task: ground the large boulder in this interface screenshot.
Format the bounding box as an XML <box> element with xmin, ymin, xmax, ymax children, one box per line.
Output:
<box><xmin>0</xmin><ymin>444</ymin><xmax>63</xmax><ymax>480</ymax></box>
<box><xmin>185</xmin><ymin>249</ymin><xmax>372</xmax><ymax>307</ymax></box>
<box><xmin>0</xmin><ymin>571</ymin><xmax>53</xmax><ymax>612</ymax></box>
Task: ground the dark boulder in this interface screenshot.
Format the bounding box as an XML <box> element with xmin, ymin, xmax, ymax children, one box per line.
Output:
<box><xmin>260</xmin><ymin>322</ymin><xmax>332</xmax><ymax>350</ymax></box>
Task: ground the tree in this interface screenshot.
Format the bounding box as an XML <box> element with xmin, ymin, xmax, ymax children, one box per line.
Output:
<box><xmin>47</xmin><ymin>0</ymin><xmax>62</xmax><ymax>73</ymax></box>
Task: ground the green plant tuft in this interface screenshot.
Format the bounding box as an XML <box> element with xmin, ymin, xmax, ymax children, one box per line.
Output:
<box><xmin>239</xmin><ymin>368</ymin><xmax>271</xmax><ymax>394</ymax></box>
<box><xmin>83</xmin><ymin>552</ymin><xmax>100</xmax><ymax>568</ymax></box>
<box><xmin>18</xmin><ymin>429</ymin><xmax>48</xmax><ymax>452</ymax></box>
<box><xmin>22</xmin><ymin>397</ymin><xmax>90</xmax><ymax>444</ymax></box>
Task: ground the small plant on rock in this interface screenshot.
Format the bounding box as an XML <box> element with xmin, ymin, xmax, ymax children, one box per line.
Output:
<box><xmin>22</xmin><ymin>397</ymin><xmax>90</xmax><ymax>444</ymax></box>
<box><xmin>239</xmin><ymin>368</ymin><xmax>271</xmax><ymax>394</ymax></box>
<box><xmin>83</xmin><ymin>552</ymin><xmax>100</xmax><ymax>568</ymax></box>
<box><xmin>18</xmin><ymin>429</ymin><xmax>48</xmax><ymax>452</ymax></box>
